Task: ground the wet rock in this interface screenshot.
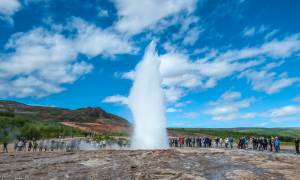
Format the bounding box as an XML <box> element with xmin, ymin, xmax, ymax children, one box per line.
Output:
<box><xmin>0</xmin><ymin>148</ymin><xmax>299</xmax><ymax>180</ymax></box>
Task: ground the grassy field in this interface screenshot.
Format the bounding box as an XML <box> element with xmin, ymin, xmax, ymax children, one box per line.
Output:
<box><xmin>168</xmin><ymin>128</ymin><xmax>300</xmax><ymax>142</ymax></box>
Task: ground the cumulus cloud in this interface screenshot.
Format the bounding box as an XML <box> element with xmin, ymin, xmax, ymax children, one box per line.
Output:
<box><xmin>164</xmin><ymin>87</ymin><xmax>185</xmax><ymax>102</ymax></box>
<box><xmin>242</xmin><ymin>25</ymin><xmax>267</xmax><ymax>37</ymax></box>
<box><xmin>0</xmin><ymin>0</ymin><xmax>21</xmax><ymax>24</ymax></box>
<box><xmin>157</xmin><ymin>50</ymin><xmax>262</xmax><ymax>101</ymax></box>
<box><xmin>242</xmin><ymin>27</ymin><xmax>256</xmax><ymax>37</ymax></box>
<box><xmin>0</xmin><ymin>0</ymin><xmax>20</xmax><ymax>16</ymax></box>
<box><xmin>0</xmin><ymin>28</ymin><xmax>91</xmax><ymax>97</ymax></box>
<box><xmin>102</xmin><ymin>95</ymin><xmax>128</xmax><ymax>105</ymax></box>
<box><xmin>240</xmin><ymin>70</ymin><xmax>299</xmax><ymax>94</ymax></box>
<box><xmin>293</xmin><ymin>95</ymin><xmax>300</xmax><ymax>102</ymax></box>
<box><xmin>174</xmin><ymin>101</ymin><xmax>191</xmax><ymax>108</ymax></box>
<box><xmin>169</xmin><ymin>15</ymin><xmax>202</xmax><ymax>46</ymax></box>
<box><xmin>183</xmin><ymin>112</ymin><xmax>200</xmax><ymax>119</ymax></box>
<box><xmin>71</xmin><ymin>18</ymin><xmax>136</xmax><ymax>57</ymax></box>
<box><xmin>161</xmin><ymin>34</ymin><xmax>300</xmax><ymax>99</ymax></box>
<box><xmin>205</xmin><ymin>91</ymin><xmax>256</xmax><ymax>121</ymax></box>
<box><xmin>0</xmin><ymin>18</ymin><xmax>136</xmax><ymax>98</ymax></box>
<box><xmin>119</xmin><ymin>33</ymin><xmax>300</xmax><ymax>104</ymax></box>
<box><xmin>166</xmin><ymin>107</ymin><xmax>181</xmax><ymax>113</ymax></box>
<box><xmin>97</xmin><ymin>8</ymin><xmax>109</xmax><ymax>17</ymax></box>
<box><xmin>114</xmin><ymin>0</ymin><xmax>196</xmax><ymax>35</ymax></box>
<box><xmin>182</xmin><ymin>27</ymin><xmax>202</xmax><ymax>46</ymax></box>
<box><xmin>118</xmin><ymin>34</ymin><xmax>300</xmax><ymax>102</ymax></box>
<box><xmin>270</xmin><ymin>105</ymin><xmax>300</xmax><ymax>118</ymax></box>
<box><xmin>264</xmin><ymin>29</ymin><xmax>279</xmax><ymax>40</ymax></box>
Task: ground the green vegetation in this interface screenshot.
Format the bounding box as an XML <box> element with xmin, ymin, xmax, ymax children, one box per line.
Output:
<box><xmin>0</xmin><ymin>112</ymin><xmax>84</xmax><ymax>143</ymax></box>
<box><xmin>0</xmin><ymin>111</ymin><xmax>15</xmax><ymax>117</ymax></box>
<box><xmin>93</xmin><ymin>134</ymin><xmax>116</xmax><ymax>142</ymax></box>
<box><xmin>169</xmin><ymin>128</ymin><xmax>300</xmax><ymax>142</ymax></box>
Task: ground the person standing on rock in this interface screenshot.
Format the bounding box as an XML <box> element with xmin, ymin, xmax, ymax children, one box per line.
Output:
<box><xmin>2</xmin><ymin>141</ymin><xmax>8</xmax><ymax>153</ymax></box>
<box><xmin>219</xmin><ymin>137</ymin><xmax>223</xmax><ymax>148</ymax></box>
<box><xmin>229</xmin><ymin>137</ymin><xmax>234</xmax><ymax>149</ymax></box>
<box><xmin>269</xmin><ymin>137</ymin><xmax>273</xmax><ymax>152</ymax></box>
<box><xmin>294</xmin><ymin>138</ymin><xmax>299</xmax><ymax>154</ymax></box>
<box><xmin>28</xmin><ymin>141</ymin><xmax>33</xmax><ymax>151</ymax></box>
<box><xmin>33</xmin><ymin>140</ymin><xmax>38</xmax><ymax>152</ymax></box>
<box><xmin>178</xmin><ymin>136</ymin><xmax>183</xmax><ymax>148</ymax></box>
<box><xmin>274</xmin><ymin>137</ymin><xmax>280</xmax><ymax>153</ymax></box>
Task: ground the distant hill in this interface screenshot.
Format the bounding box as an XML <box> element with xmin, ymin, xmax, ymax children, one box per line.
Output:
<box><xmin>168</xmin><ymin>128</ymin><xmax>300</xmax><ymax>142</ymax></box>
<box><xmin>1</xmin><ymin>100</ymin><xmax>299</xmax><ymax>142</ymax></box>
<box><xmin>0</xmin><ymin>100</ymin><xmax>130</xmax><ymax>135</ymax></box>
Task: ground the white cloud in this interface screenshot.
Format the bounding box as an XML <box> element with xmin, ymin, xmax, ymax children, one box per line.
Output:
<box><xmin>0</xmin><ymin>27</ymin><xmax>92</xmax><ymax>98</ymax></box>
<box><xmin>240</xmin><ymin>70</ymin><xmax>299</xmax><ymax>94</ymax></box>
<box><xmin>0</xmin><ymin>0</ymin><xmax>20</xmax><ymax>16</ymax></box>
<box><xmin>102</xmin><ymin>95</ymin><xmax>128</xmax><ymax>105</ymax></box>
<box><xmin>240</xmin><ymin>113</ymin><xmax>256</xmax><ymax>119</ymax></box>
<box><xmin>264</xmin><ymin>29</ymin><xmax>279</xmax><ymax>40</ymax></box>
<box><xmin>293</xmin><ymin>95</ymin><xmax>300</xmax><ymax>102</ymax></box>
<box><xmin>259</xmin><ymin>34</ymin><xmax>300</xmax><ymax>58</ymax></box>
<box><xmin>242</xmin><ymin>25</ymin><xmax>267</xmax><ymax>37</ymax></box>
<box><xmin>0</xmin><ymin>18</ymin><xmax>136</xmax><ymax>98</ymax></box>
<box><xmin>217</xmin><ymin>34</ymin><xmax>300</xmax><ymax>61</ymax></box>
<box><xmin>119</xmin><ymin>34</ymin><xmax>300</xmax><ymax>104</ymax></box>
<box><xmin>174</xmin><ymin>101</ymin><xmax>191</xmax><ymax>107</ymax></box>
<box><xmin>114</xmin><ymin>0</ymin><xmax>196</xmax><ymax>35</ymax></box>
<box><xmin>220</xmin><ymin>91</ymin><xmax>241</xmax><ymax>101</ymax></box>
<box><xmin>71</xmin><ymin>18</ymin><xmax>136</xmax><ymax>57</ymax></box>
<box><xmin>0</xmin><ymin>0</ymin><xmax>21</xmax><ymax>24</ymax></box>
<box><xmin>270</xmin><ymin>105</ymin><xmax>300</xmax><ymax>118</ymax></box>
<box><xmin>170</xmin><ymin>15</ymin><xmax>202</xmax><ymax>46</ymax></box>
<box><xmin>98</xmin><ymin>9</ymin><xmax>109</xmax><ymax>17</ymax></box>
<box><xmin>120</xmin><ymin>70</ymin><xmax>135</xmax><ymax>80</ymax></box>
<box><xmin>243</xmin><ymin>27</ymin><xmax>256</xmax><ymax>37</ymax></box>
<box><xmin>158</xmin><ymin>51</ymin><xmax>262</xmax><ymax>101</ymax></box>
<box><xmin>182</xmin><ymin>27</ymin><xmax>202</xmax><ymax>46</ymax></box>
<box><xmin>205</xmin><ymin>91</ymin><xmax>256</xmax><ymax>121</ymax></box>
<box><xmin>171</xmin><ymin>122</ymin><xmax>187</xmax><ymax>127</ymax></box>
<box><xmin>183</xmin><ymin>112</ymin><xmax>200</xmax><ymax>119</ymax></box>
<box><xmin>263</xmin><ymin>61</ymin><xmax>284</xmax><ymax>71</ymax></box>
<box><xmin>166</xmin><ymin>107</ymin><xmax>181</xmax><ymax>113</ymax></box>
<box><xmin>161</xmin><ymin>34</ymin><xmax>300</xmax><ymax>96</ymax></box>
<box><xmin>164</xmin><ymin>87</ymin><xmax>185</xmax><ymax>102</ymax></box>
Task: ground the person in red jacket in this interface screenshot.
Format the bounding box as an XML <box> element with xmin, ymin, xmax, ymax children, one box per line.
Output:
<box><xmin>178</xmin><ymin>136</ymin><xmax>184</xmax><ymax>148</ymax></box>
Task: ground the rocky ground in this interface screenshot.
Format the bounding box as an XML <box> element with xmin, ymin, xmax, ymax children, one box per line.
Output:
<box><xmin>0</xmin><ymin>148</ymin><xmax>300</xmax><ymax>180</ymax></box>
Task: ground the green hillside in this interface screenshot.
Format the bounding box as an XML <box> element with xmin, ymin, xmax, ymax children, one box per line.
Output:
<box><xmin>0</xmin><ymin>112</ymin><xmax>83</xmax><ymax>143</ymax></box>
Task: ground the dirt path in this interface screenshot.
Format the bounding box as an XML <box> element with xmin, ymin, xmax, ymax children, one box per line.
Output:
<box><xmin>0</xmin><ymin>148</ymin><xmax>299</xmax><ymax>180</ymax></box>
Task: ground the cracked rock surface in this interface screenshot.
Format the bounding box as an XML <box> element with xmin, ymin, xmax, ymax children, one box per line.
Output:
<box><xmin>0</xmin><ymin>148</ymin><xmax>299</xmax><ymax>180</ymax></box>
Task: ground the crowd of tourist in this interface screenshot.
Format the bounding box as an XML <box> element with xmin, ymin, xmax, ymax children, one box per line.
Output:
<box><xmin>1</xmin><ymin>137</ymin><xmax>129</xmax><ymax>153</ymax></box>
<box><xmin>169</xmin><ymin>136</ymin><xmax>234</xmax><ymax>149</ymax></box>
<box><xmin>1</xmin><ymin>136</ymin><xmax>300</xmax><ymax>154</ymax></box>
<box><xmin>169</xmin><ymin>136</ymin><xmax>300</xmax><ymax>154</ymax></box>
<box><xmin>236</xmin><ymin>136</ymin><xmax>281</xmax><ymax>152</ymax></box>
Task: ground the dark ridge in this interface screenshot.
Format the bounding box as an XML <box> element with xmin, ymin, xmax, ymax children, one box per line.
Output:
<box><xmin>0</xmin><ymin>100</ymin><xmax>130</xmax><ymax>126</ymax></box>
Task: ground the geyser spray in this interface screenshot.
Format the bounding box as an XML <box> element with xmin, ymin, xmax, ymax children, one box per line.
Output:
<box><xmin>129</xmin><ymin>41</ymin><xmax>169</xmax><ymax>149</ymax></box>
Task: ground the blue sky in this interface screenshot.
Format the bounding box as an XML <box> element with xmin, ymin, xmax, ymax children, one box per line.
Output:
<box><xmin>1</xmin><ymin>0</ymin><xmax>300</xmax><ymax>128</ymax></box>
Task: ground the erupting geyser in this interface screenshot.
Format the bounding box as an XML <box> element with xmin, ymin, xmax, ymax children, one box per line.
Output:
<box><xmin>129</xmin><ymin>41</ymin><xmax>169</xmax><ymax>149</ymax></box>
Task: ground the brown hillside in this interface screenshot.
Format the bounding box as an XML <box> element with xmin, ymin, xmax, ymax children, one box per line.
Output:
<box><xmin>0</xmin><ymin>100</ymin><xmax>131</xmax><ymax>134</ymax></box>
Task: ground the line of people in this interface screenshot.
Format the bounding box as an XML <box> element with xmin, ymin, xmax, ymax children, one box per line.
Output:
<box><xmin>169</xmin><ymin>136</ymin><xmax>235</xmax><ymax>149</ymax></box>
<box><xmin>13</xmin><ymin>138</ymin><xmax>71</xmax><ymax>152</ymax></box>
<box><xmin>245</xmin><ymin>136</ymin><xmax>281</xmax><ymax>153</ymax></box>
<box><xmin>169</xmin><ymin>136</ymin><xmax>300</xmax><ymax>154</ymax></box>
<box><xmin>1</xmin><ymin>137</ymin><xmax>130</xmax><ymax>153</ymax></box>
